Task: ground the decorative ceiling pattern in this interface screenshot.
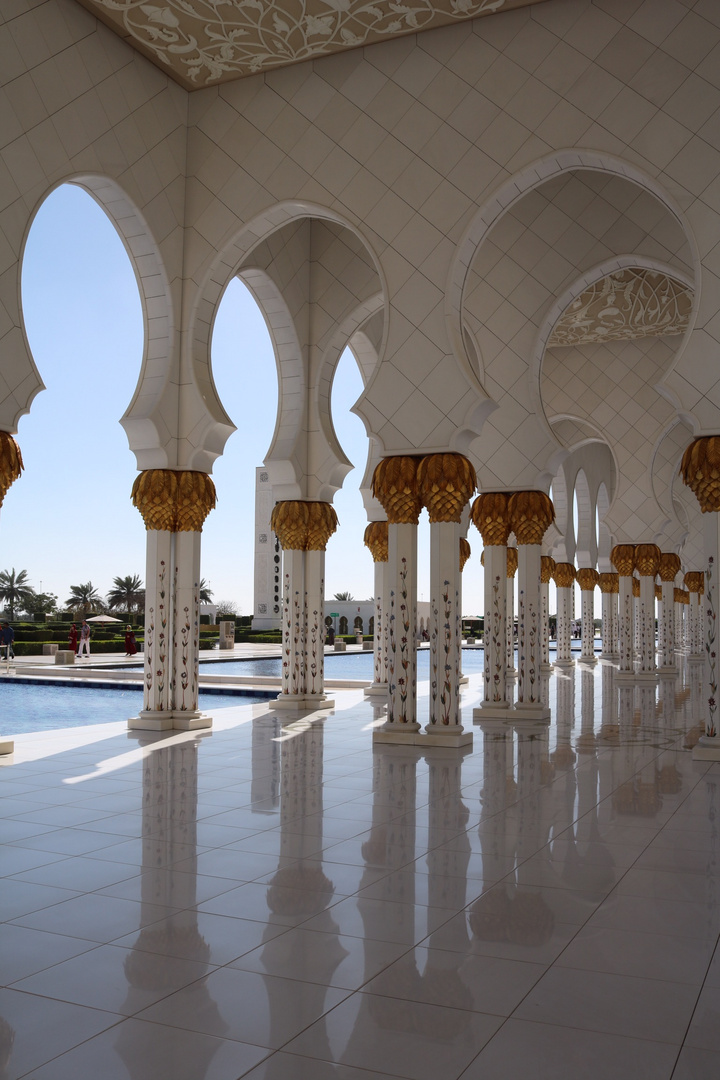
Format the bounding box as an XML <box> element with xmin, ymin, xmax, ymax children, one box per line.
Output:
<box><xmin>77</xmin><ymin>0</ymin><xmax>547</xmax><ymax>88</ymax></box>
<box><xmin>549</xmin><ymin>268</ymin><xmax>693</xmax><ymax>348</ymax></box>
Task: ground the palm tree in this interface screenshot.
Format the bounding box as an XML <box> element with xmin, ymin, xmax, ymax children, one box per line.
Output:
<box><xmin>199</xmin><ymin>578</ymin><xmax>213</xmax><ymax>604</ymax></box>
<box><xmin>0</xmin><ymin>568</ymin><xmax>35</xmax><ymax>619</ymax></box>
<box><xmin>333</xmin><ymin>591</ymin><xmax>354</xmax><ymax>601</ymax></box>
<box><xmin>107</xmin><ymin>574</ymin><xmax>144</xmax><ymax>614</ymax></box>
<box><xmin>66</xmin><ymin>582</ymin><xmax>102</xmax><ymax>616</ymax></box>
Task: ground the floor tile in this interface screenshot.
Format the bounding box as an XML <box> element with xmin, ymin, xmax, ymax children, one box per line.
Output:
<box><xmin>28</xmin><ymin>1017</ymin><xmax>269</xmax><ymax>1080</ymax></box>
<box><xmin>685</xmin><ymin>986</ymin><xmax>720</xmax><ymax>1051</ymax></box>
<box><xmin>113</xmin><ymin>910</ymin><xmax>289</xmax><ymax>965</ymax></box>
<box><xmin>12</xmin><ymin>892</ymin><xmax>174</xmax><ymax>943</ymax></box>
<box><xmin>555</xmin><ymin>924</ymin><xmax>715</xmax><ymax>984</ymax></box>
<box><xmin>137</xmin><ymin>966</ymin><xmax>351</xmax><ymax>1049</ymax></box>
<box><xmin>0</xmin><ymin>923</ymin><xmax>98</xmax><ymax>983</ymax></box>
<box><xmin>671</xmin><ymin>1046</ymin><xmax>720</xmax><ymax>1079</ymax></box>
<box><xmin>460</xmin><ymin>1017</ymin><xmax>678</xmax><ymax>1079</ymax></box>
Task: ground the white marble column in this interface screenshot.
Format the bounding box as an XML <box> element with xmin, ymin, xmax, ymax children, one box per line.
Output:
<box><xmin>458</xmin><ymin>535</ymin><xmax>471</xmax><ymax>686</ymax></box>
<box><xmin>279</xmin><ymin>547</ymin><xmax>305</xmax><ymax>702</ymax></box>
<box><xmin>419</xmin><ymin>453</ymin><xmax>476</xmax><ymax>746</ymax></box>
<box><xmin>685</xmin><ymin>573</ymin><xmax>705</xmax><ymax>661</ymax></box>
<box><xmin>471</xmin><ymin>491</ymin><xmax>511</xmax><ymax>719</ymax></box>
<box><xmin>171</xmin><ymin>530</ymin><xmax>211</xmax><ymax>729</ymax></box>
<box><xmin>635</xmin><ymin>545</ymin><xmax>660</xmax><ymax>682</ymax></box>
<box><xmin>364</xmin><ymin>522</ymin><xmax>389</xmax><ymax>699</ymax></box>
<box><xmin>382</xmin><ymin>521</ymin><xmax>419</xmax><ymax>736</ymax></box>
<box><xmin>506</xmin><ymin>546</ymin><xmax>517</xmax><ymax>677</ymax></box>
<box><xmin>599</xmin><ymin>573</ymin><xmax>619</xmax><ymax>660</ymax></box>
<box><xmin>612</xmin><ymin>545</ymin><xmax>635</xmax><ymax>681</ymax></box>
<box><xmin>133</xmin><ymin>529</ymin><xmax>174</xmax><ymax>729</ymax></box>
<box><xmin>540</xmin><ymin>556</ymin><xmax>554</xmax><ymax>672</ymax></box>
<box><xmin>426</xmin><ymin>519</ymin><xmax>470</xmax><ymax>743</ymax></box>
<box><xmin>576</xmin><ymin>568</ymin><xmax>598</xmax><ymax>664</ymax></box>
<box><xmin>657</xmin><ymin>553</ymin><xmax>680</xmax><ymax>675</ymax></box>
<box><xmin>674</xmin><ymin>589</ymin><xmax>684</xmax><ymax>655</ymax></box>
<box><xmin>553</xmin><ymin>563</ymin><xmax>575</xmax><ymax>668</ymax></box>
<box><xmin>509</xmin><ymin>489</ymin><xmax>554</xmax><ymax>721</ymax></box>
<box><xmin>303</xmin><ymin>549</ymin><xmax>328</xmax><ymax>702</ymax></box>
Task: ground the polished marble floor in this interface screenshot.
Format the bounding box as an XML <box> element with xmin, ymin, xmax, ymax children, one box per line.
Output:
<box><xmin>1</xmin><ymin>662</ymin><xmax>719</xmax><ymax>1079</ymax></box>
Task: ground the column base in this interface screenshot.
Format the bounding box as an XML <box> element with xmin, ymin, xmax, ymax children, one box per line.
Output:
<box><xmin>172</xmin><ymin>711</ymin><xmax>212</xmax><ymax>731</ymax></box>
<box><xmin>600</xmin><ymin>652</ymin><xmax>620</xmax><ymax>662</ymax></box>
<box><xmin>270</xmin><ymin>694</ymin><xmax>335</xmax><ymax>711</ymax></box>
<box><xmin>656</xmin><ymin>665</ymin><xmax>679</xmax><ymax>677</ymax></box>
<box><xmin>0</xmin><ymin>738</ymin><xmax>14</xmax><ymax>755</ymax></box>
<box><xmin>634</xmin><ymin>670</ymin><xmax>659</xmax><ymax>682</ymax></box>
<box><xmin>540</xmin><ymin>662</ymin><xmax>554</xmax><ymax>672</ymax></box>
<box><xmin>423</xmin><ymin>728</ymin><xmax>473</xmax><ymax>748</ymax></box>
<box><xmin>373</xmin><ymin>722</ymin><xmax>421</xmax><ymax>745</ymax></box>
<box><xmin>511</xmin><ymin>703</ymin><xmax>551</xmax><ymax>721</ymax></box>
<box><xmin>614</xmin><ymin>670</ymin><xmax>637</xmax><ymax>684</ymax></box>
<box><xmin>578</xmin><ymin>654</ymin><xmax>598</xmax><ymax>665</ymax></box>
<box><xmin>364</xmin><ymin>682</ymin><xmax>388</xmax><ymax>698</ymax></box>
<box><xmin>693</xmin><ymin>735</ymin><xmax>720</xmax><ymax>760</ymax></box>
<box><xmin>554</xmin><ymin>658</ymin><xmax>575</xmax><ymax>668</ymax></box>
<box><xmin>473</xmin><ymin>702</ymin><xmax>511</xmax><ymax>720</ymax></box>
<box><xmin>505</xmin><ymin>667</ymin><xmax>518</xmax><ymax>679</ymax></box>
<box><xmin>459</xmin><ymin>674</ymin><xmax>469</xmax><ymax>685</ymax></box>
<box><xmin>688</xmin><ymin>653</ymin><xmax>705</xmax><ymax>663</ymax></box>
<box><xmin>128</xmin><ymin>711</ymin><xmax>174</xmax><ymax>732</ymax></box>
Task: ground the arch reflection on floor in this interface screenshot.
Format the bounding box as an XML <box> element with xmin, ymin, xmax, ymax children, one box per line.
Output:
<box><xmin>0</xmin><ymin>661</ymin><xmax>718</xmax><ymax>1080</ymax></box>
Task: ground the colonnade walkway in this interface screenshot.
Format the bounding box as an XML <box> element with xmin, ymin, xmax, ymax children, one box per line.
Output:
<box><xmin>0</xmin><ymin>661</ymin><xmax>718</xmax><ymax>1079</ymax></box>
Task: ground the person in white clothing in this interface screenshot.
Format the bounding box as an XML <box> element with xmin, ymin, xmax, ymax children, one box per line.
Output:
<box><xmin>78</xmin><ymin>620</ymin><xmax>91</xmax><ymax>657</ymax></box>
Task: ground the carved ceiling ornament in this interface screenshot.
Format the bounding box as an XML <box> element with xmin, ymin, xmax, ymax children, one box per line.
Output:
<box><xmin>82</xmin><ymin>0</ymin><xmax>545</xmax><ymax>88</ymax></box>
<box><xmin>548</xmin><ymin>268</ymin><xmax>693</xmax><ymax>348</ymax></box>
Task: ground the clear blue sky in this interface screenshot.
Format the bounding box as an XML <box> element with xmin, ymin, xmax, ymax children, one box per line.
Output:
<box><xmin>12</xmin><ymin>183</ymin><xmax>496</xmax><ymax>615</ymax></box>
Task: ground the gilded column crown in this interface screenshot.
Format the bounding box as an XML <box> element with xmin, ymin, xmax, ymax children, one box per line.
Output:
<box><xmin>684</xmin><ymin>571</ymin><xmax>705</xmax><ymax>594</ymax></box>
<box><xmin>372</xmin><ymin>456</ymin><xmax>423</xmax><ymax>524</ymax></box>
<box><xmin>674</xmin><ymin>587</ymin><xmax>685</xmax><ymax>604</ymax></box>
<box><xmin>576</xmin><ymin>568</ymin><xmax>599</xmax><ymax>591</ymax></box>
<box><xmin>682</xmin><ymin>590</ymin><xmax>690</xmax><ymax>604</ymax></box>
<box><xmin>634</xmin><ymin>543</ymin><xmax>661</xmax><ymax>577</ymax></box>
<box><xmin>305</xmin><ymin>502</ymin><xmax>339</xmax><ymax>550</ymax></box>
<box><xmin>655</xmin><ymin>585</ymin><xmax>663</xmax><ymax>602</ymax></box>
<box><xmin>659</xmin><ymin>552</ymin><xmax>682</xmax><ymax>582</ymax></box>
<box><xmin>680</xmin><ymin>436</ymin><xmax>720</xmax><ymax>512</ymax></box>
<box><xmin>540</xmin><ymin>555</ymin><xmax>555</xmax><ymax>584</ymax></box>
<box><xmin>632</xmin><ymin>577</ymin><xmax>641</xmax><ymax>597</ymax></box>
<box><xmin>553</xmin><ymin>562</ymin><xmax>576</xmax><ymax>588</ymax></box>
<box><xmin>0</xmin><ymin>432</ymin><xmax>23</xmax><ymax>507</ymax></box>
<box><xmin>506</xmin><ymin>547</ymin><xmax>518</xmax><ymax>578</ymax></box>
<box><xmin>508</xmin><ymin>491</ymin><xmax>555</xmax><ymax>545</ymax></box>
<box><xmin>271</xmin><ymin>500</ymin><xmax>338</xmax><ymax>551</ymax></box>
<box><xmin>598</xmin><ymin>572</ymin><xmax>619</xmax><ymax>593</ymax></box>
<box><xmin>459</xmin><ymin>537</ymin><xmax>471</xmax><ymax>572</ymax></box>
<box><xmin>417</xmin><ymin>453</ymin><xmax>477</xmax><ymax>523</ymax></box>
<box><xmin>364</xmin><ymin>521</ymin><xmax>389</xmax><ymax>563</ymax></box>
<box><xmin>610</xmin><ymin>544</ymin><xmax>635</xmax><ymax>575</ymax></box>
<box><xmin>471</xmin><ymin>492</ymin><xmax>510</xmax><ymax>546</ymax></box>
<box><xmin>175</xmin><ymin>471</ymin><xmax>217</xmax><ymax>532</ymax></box>
<box><xmin>132</xmin><ymin>469</ymin><xmax>217</xmax><ymax>532</ymax></box>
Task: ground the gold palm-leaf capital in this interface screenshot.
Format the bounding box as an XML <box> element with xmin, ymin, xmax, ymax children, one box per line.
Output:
<box><xmin>372</xmin><ymin>456</ymin><xmax>423</xmax><ymax>524</ymax></box>
<box><xmin>553</xmin><ymin>562</ymin><xmax>576</xmax><ymax>588</ymax></box>
<box><xmin>634</xmin><ymin>543</ymin><xmax>661</xmax><ymax>577</ymax></box>
<box><xmin>684</xmin><ymin>571</ymin><xmax>705</xmax><ymax>594</ymax></box>
<box><xmin>271</xmin><ymin>501</ymin><xmax>310</xmax><ymax>550</ymax></box>
<box><xmin>611</xmin><ymin>544</ymin><xmax>635</xmax><ymax>576</ymax></box>
<box><xmin>470</xmin><ymin>492</ymin><xmax>510</xmax><ymax>546</ymax></box>
<box><xmin>175</xmin><ymin>471</ymin><xmax>216</xmax><ymax>532</ymax></box>
<box><xmin>459</xmin><ymin>537</ymin><xmax>471</xmax><ymax>572</ymax></box>
<box><xmin>680</xmin><ymin>436</ymin><xmax>720</xmax><ymax>512</ymax></box>
<box><xmin>506</xmin><ymin>547</ymin><xmax>518</xmax><ymax>578</ymax></box>
<box><xmin>131</xmin><ymin>469</ymin><xmax>178</xmax><ymax>531</ymax></box>
<box><xmin>305</xmin><ymin>502</ymin><xmax>338</xmax><ymax>551</ymax></box>
<box><xmin>508</xmin><ymin>490</ymin><xmax>554</xmax><ymax>545</ymax></box>
<box><xmin>364</xmin><ymin>521</ymin><xmax>389</xmax><ymax>562</ymax></box>
<box><xmin>576</xmin><ymin>567</ymin><xmax>599</xmax><ymax>591</ymax></box>
<box><xmin>658</xmin><ymin>552</ymin><xmax>682</xmax><ymax>582</ymax></box>
<box><xmin>0</xmin><ymin>431</ymin><xmax>23</xmax><ymax>507</ymax></box>
<box><xmin>417</xmin><ymin>453</ymin><xmax>476</xmax><ymax>523</ymax></box>
<box><xmin>598</xmin><ymin>572</ymin><xmax>619</xmax><ymax>594</ymax></box>
<box><xmin>540</xmin><ymin>555</ymin><xmax>555</xmax><ymax>583</ymax></box>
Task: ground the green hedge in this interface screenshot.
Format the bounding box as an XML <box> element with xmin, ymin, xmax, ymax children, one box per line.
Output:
<box><xmin>12</xmin><ymin>640</ymin><xmax>143</xmax><ymax>656</ymax></box>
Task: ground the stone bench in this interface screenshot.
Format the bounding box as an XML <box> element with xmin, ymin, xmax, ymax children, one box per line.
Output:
<box><xmin>42</xmin><ymin>643</ymin><xmax>58</xmax><ymax>655</ymax></box>
<box><xmin>363</xmin><ymin>641</ymin><xmax>373</xmax><ymax>651</ymax></box>
<box><xmin>334</xmin><ymin>641</ymin><xmax>347</xmax><ymax>652</ymax></box>
<box><xmin>55</xmin><ymin>650</ymin><xmax>75</xmax><ymax>665</ymax></box>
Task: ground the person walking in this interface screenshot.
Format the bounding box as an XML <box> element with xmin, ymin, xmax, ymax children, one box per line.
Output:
<box><xmin>78</xmin><ymin>620</ymin><xmax>91</xmax><ymax>658</ymax></box>
<box><xmin>69</xmin><ymin>623</ymin><xmax>78</xmax><ymax>653</ymax></box>
<box><xmin>1</xmin><ymin>622</ymin><xmax>14</xmax><ymax>661</ymax></box>
<box><xmin>124</xmin><ymin>625</ymin><xmax>137</xmax><ymax>657</ymax></box>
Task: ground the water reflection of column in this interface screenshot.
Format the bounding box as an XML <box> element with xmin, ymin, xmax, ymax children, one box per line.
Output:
<box><xmin>553</xmin><ymin>672</ymin><xmax>576</xmax><ymax>771</ymax></box>
<box><xmin>251</xmin><ymin>714</ymin><xmax>281</xmax><ymax>808</ymax></box>
<box><xmin>617</xmin><ymin>685</ymin><xmax>635</xmax><ymax>744</ymax></box>
<box><xmin>424</xmin><ymin>748</ymin><xmax>472</xmax><ymax>953</ymax></box>
<box><xmin>118</xmin><ymin>735</ymin><xmax>220</xmax><ymax>1069</ymax></box>
<box><xmin>261</xmin><ymin>720</ymin><xmax>345</xmax><ymax>1054</ymax></box>
<box><xmin>576</xmin><ymin>569</ymin><xmax>598</xmax><ymax>665</ymax></box>
<box><xmin>658</xmin><ymin>554</ymin><xmax>681</xmax><ymax>674</ymax></box>
<box><xmin>577</xmin><ymin>666</ymin><xmax>596</xmax><ymax>756</ymax></box>
<box><xmin>685</xmin><ymin>572</ymin><xmax>705</xmax><ymax>662</ymax></box>
<box><xmin>600</xmin><ymin>662</ymin><xmax>616</xmax><ymax>742</ymax></box>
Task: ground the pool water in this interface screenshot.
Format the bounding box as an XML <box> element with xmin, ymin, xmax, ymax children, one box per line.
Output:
<box><xmin>198</xmin><ymin>647</ymin><xmax>487</xmax><ymax>681</ymax></box>
<box><xmin>0</xmin><ymin>681</ymin><xmax>271</xmax><ymax>736</ymax></box>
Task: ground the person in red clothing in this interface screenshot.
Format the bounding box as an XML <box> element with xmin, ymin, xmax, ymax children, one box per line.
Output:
<box><xmin>69</xmin><ymin>623</ymin><xmax>78</xmax><ymax>653</ymax></box>
<box><xmin>125</xmin><ymin>626</ymin><xmax>137</xmax><ymax>656</ymax></box>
